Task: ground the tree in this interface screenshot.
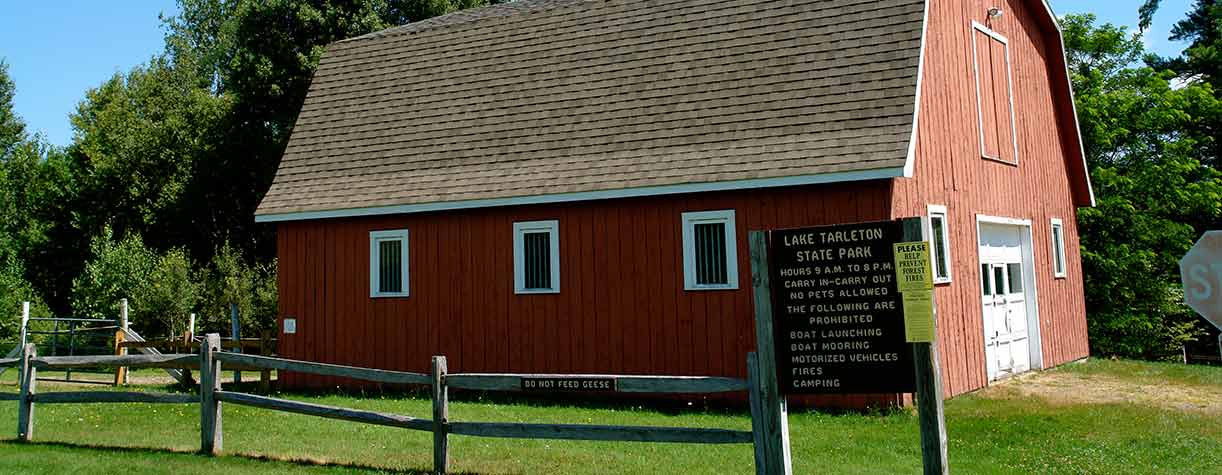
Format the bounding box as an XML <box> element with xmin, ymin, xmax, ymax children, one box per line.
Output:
<box><xmin>0</xmin><ymin>60</ymin><xmax>26</xmax><ymax>157</ymax></box>
<box><xmin>1064</xmin><ymin>14</ymin><xmax>1222</xmax><ymax>359</ymax></box>
<box><xmin>160</xmin><ymin>0</ymin><xmax>502</xmax><ymax>262</ymax></box>
<box><xmin>1141</xmin><ymin>0</ymin><xmax>1220</xmax><ymax>164</ymax></box>
<box><xmin>71</xmin><ymin>229</ymin><xmax>201</xmax><ymax>337</ymax></box>
<box><xmin>69</xmin><ymin>57</ymin><xmax>233</xmax><ymax>261</ymax></box>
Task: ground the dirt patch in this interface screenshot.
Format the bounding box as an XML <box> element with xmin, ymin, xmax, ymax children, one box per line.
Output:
<box><xmin>977</xmin><ymin>367</ymin><xmax>1222</xmax><ymax>414</ymax></box>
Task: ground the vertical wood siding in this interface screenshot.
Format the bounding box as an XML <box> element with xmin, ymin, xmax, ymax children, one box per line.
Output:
<box><xmin>277</xmin><ymin>182</ymin><xmax>904</xmax><ymax>408</ymax></box>
<box><xmin>892</xmin><ymin>0</ymin><xmax>1090</xmax><ymax>397</ymax></box>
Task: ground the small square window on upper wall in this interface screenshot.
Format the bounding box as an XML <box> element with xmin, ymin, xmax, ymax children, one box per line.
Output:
<box><xmin>514</xmin><ymin>220</ymin><xmax>560</xmax><ymax>294</ymax></box>
<box><xmin>369</xmin><ymin>229</ymin><xmax>409</xmax><ymax>298</ymax></box>
<box><xmin>972</xmin><ymin>21</ymin><xmax>1019</xmax><ymax>165</ymax></box>
<box><xmin>927</xmin><ymin>205</ymin><xmax>952</xmax><ymax>283</ymax></box>
<box><xmin>682</xmin><ymin>210</ymin><xmax>739</xmax><ymax>290</ymax></box>
<box><xmin>1051</xmin><ymin>218</ymin><xmax>1067</xmax><ymax>278</ymax></box>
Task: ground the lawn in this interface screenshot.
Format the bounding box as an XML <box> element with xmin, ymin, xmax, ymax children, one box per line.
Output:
<box><xmin>0</xmin><ymin>360</ymin><xmax>1218</xmax><ymax>474</ymax></box>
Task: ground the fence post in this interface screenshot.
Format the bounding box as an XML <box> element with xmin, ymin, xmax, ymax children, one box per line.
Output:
<box><xmin>200</xmin><ymin>333</ymin><xmax>222</xmax><ymax>455</ymax></box>
<box><xmin>115</xmin><ymin>299</ymin><xmax>130</xmax><ymax>386</ymax></box>
<box><xmin>18</xmin><ymin>302</ymin><xmax>29</xmax><ymax>358</ymax></box>
<box><xmin>747</xmin><ymin>352</ymin><xmax>768</xmax><ymax>475</ymax></box>
<box><xmin>259</xmin><ymin>329</ymin><xmax>272</xmax><ymax>393</ymax></box>
<box><xmin>17</xmin><ymin>343</ymin><xmax>37</xmax><ymax>441</ymax></box>
<box><xmin>748</xmin><ymin>231</ymin><xmax>793</xmax><ymax>475</ymax></box>
<box><xmin>113</xmin><ymin>328</ymin><xmax>126</xmax><ymax>386</ymax></box>
<box><xmin>432</xmin><ymin>356</ymin><xmax>449</xmax><ymax>475</ymax></box>
<box><xmin>230</xmin><ymin>303</ymin><xmax>242</xmax><ymax>384</ymax></box>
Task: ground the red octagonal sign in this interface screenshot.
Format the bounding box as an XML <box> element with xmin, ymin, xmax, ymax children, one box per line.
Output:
<box><xmin>1181</xmin><ymin>231</ymin><xmax>1222</xmax><ymax>331</ymax></box>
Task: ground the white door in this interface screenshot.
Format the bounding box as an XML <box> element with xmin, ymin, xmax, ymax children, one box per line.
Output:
<box><xmin>979</xmin><ymin>223</ymin><xmax>1033</xmax><ymax>380</ymax></box>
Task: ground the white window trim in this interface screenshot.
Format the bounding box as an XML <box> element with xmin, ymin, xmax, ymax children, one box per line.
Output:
<box><xmin>926</xmin><ymin>204</ymin><xmax>953</xmax><ymax>284</ymax></box>
<box><xmin>1050</xmin><ymin>218</ymin><xmax>1067</xmax><ymax>278</ymax></box>
<box><xmin>513</xmin><ymin>220</ymin><xmax>560</xmax><ymax>294</ymax></box>
<box><xmin>681</xmin><ymin>210</ymin><xmax>739</xmax><ymax>291</ymax></box>
<box><xmin>369</xmin><ymin>229</ymin><xmax>409</xmax><ymax>298</ymax></box>
<box><xmin>971</xmin><ymin>21</ymin><xmax>1020</xmax><ymax>166</ymax></box>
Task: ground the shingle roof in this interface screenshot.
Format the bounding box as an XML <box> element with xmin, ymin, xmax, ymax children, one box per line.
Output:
<box><xmin>256</xmin><ymin>0</ymin><xmax>928</xmax><ymax>220</ymax></box>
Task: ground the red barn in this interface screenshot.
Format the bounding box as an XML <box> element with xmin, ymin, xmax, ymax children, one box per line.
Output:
<box><xmin>256</xmin><ymin>0</ymin><xmax>1093</xmax><ymax>407</ymax></box>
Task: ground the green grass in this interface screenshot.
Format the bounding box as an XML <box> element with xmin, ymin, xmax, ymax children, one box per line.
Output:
<box><xmin>1058</xmin><ymin>357</ymin><xmax>1222</xmax><ymax>387</ymax></box>
<box><xmin>0</xmin><ymin>360</ymin><xmax>1219</xmax><ymax>474</ymax></box>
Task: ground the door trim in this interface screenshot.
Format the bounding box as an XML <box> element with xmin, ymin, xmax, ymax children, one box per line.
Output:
<box><xmin>974</xmin><ymin>214</ymin><xmax>1044</xmax><ymax>380</ymax></box>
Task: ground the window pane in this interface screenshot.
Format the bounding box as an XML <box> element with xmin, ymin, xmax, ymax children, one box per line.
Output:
<box><xmin>993</xmin><ymin>266</ymin><xmax>1006</xmax><ymax>294</ymax></box>
<box><xmin>1007</xmin><ymin>263</ymin><xmax>1023</xmax><ymax>294</ymax></box>
<box><xmin>379</xmin><ymin>239</ymin><xmax>402</xmax><ymax>293</ymax></box>
<box><xmin>524</xmin><ymin>232</ymin><xmax>552</xmax><ymax>289</ymax></box>
<box><xmin>931</xmin><ymin>214</ymin><xmax>949</xmax><ymax>279</ymax></box>
<box><xmin>1052</xmin><ymin>225</ymin><xmax>1066</xmax><ymax>274</ymax></box>
<box><xmin>695</xmin><ymin>222</ymin><xmax>728</xmax><ymax>285</ymax></box>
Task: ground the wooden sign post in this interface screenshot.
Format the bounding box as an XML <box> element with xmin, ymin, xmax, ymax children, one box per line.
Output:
<box><xmin>901</xmin><ymin>219</ymin><xmax>949</xmax><ymax>475</ymax></box>
<box><xmin>748</xmin><ymin>231</ymin><xmax>793</xmax><ymax>475</ymax></box>
<box><xmin>749</xmin><ymin>218</ymin><xmax>948</xmax><ymax>474</ymax></box>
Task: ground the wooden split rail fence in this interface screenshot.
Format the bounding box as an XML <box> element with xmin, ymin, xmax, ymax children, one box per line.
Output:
<box><xmin>1</xmin><ymin>333</ymin><xmax>780</xmax><ymax>474</ymax></box>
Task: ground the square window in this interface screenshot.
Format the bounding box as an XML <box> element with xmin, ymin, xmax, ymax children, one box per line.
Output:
<box><xmin>682</xmin><ymin>210</ymin><xmax>738</xmax><ymax>290</ymax></box>
<box><xmin>514</xmin><ymin>220</ymin><xmax>560</xmax><ymax>294</ymax></box>
<box><xmin>1051</xmin><ymin>218</ymin><xmax>1067</xmax><ymax>278</ymax></box>
<box><xmin>369</xmin><ymin>229</ymin><xmax>409</xmax><ymax>298</ymax></box>
<box><xmin>927</xmin><ymin>205</ymin><xmax>952</xmax><ymax>283</ymax></box>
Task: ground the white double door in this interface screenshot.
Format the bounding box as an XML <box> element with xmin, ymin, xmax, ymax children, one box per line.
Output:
<box><xmin>979</xmin><ymin>223</ymin><xmax>1032</xmax><ymax>380</ymax></box>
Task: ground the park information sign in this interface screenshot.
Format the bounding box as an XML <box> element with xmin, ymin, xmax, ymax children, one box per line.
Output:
<box><xmin>769</xmin><ymin>221</ymin><xmax>916</xmax><ymax>394</ymax></box>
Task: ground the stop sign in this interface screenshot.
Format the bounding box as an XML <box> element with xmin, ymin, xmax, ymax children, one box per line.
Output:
<box><xmin>1181</xmin><ymin>231</ymin><xmax>1222</xmax><ymax>331</ymax></box>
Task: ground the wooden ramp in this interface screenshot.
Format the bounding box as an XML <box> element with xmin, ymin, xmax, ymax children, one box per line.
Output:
<box><xmin>122</xmin><ymin>328</ymin><xmax>190</xmax><ymax>385</ymax></box>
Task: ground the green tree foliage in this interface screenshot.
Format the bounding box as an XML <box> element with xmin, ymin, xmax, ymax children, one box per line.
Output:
<box><xmin>1064</xmin><ymin>14</ymin><xmax>1222</xmax><ymax>359</ymax></box>
<box><xmin>0</xmin><ymin>61</ymin><xmax>63</xmax><ymax>335</ymax></box>
<box><xmin>1142</xmin><ymin>1</ymin><xmax>1221</xmax><ymax>163</ymax></box>
<box><xmin>11</xmin><ymin>1</ymin><xmax>493</xmax><ymax>334</ymax></box>
<box><xmin>198</xmin><ymin>241</ymin><xmax>278</xmax><ymax>333</ymax></box>
<box><xmin>69</xmin><ymin>58</ymin><xmax>232</xmax><ymax>258</ymax></box>
<box><xmin>0</xmin><ymin>60</ymin><xmax>27</xmax><ymax>157</ymax></box>
<box><xmin>71</xmin><ymin>229</ymin><xmax>201</xmax><ymax>337</ymax></box>
<box><xmin>157</xmin><ymin>0</ymin><xmax>501</xmax><ymax>262</ymax></box>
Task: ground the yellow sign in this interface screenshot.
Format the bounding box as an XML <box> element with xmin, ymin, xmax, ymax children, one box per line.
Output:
<box><xmin>893</xmin><ymin>241</ymin><xmax>934</xmax><ymax>292</ymax></box>
<box><xmin>902</xmin><ymin>290</ymin><xmax>935</xmax><ymax>343</ymax></box>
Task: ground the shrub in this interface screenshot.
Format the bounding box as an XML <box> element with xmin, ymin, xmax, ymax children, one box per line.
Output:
<box><xmin>71</xmin><ymin>228</ymin><xmax>200</xmax><ymax>337</ymax></box>
<box><xmin>198</xmin><ymin>242</ymin><xmax>277</xmax><ymax>336</ymax></box>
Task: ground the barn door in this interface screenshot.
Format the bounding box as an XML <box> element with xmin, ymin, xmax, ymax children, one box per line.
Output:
<box><xmin>978</xmin><ymin>222</ymin><xmax>1037</xmax><ymax>381</ymax></box>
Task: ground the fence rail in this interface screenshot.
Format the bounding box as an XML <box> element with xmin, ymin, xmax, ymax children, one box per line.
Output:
<box><xmin>448</xmin><ymin>421</ymin><xmax>753</xmax><ymax>444</ymax></box>
<box><xmin>214</xmin><ymin>390</ymin><xmax>433</xmax><ymax>431</ymax></box>
<box><xmin>31</xmin><ymin>391</ymin><xmax>198</xmax><ymax>404</ymax></box>
<box><xmin>213</xmin><ymin>352</ymin><xmax>429</xmax><ymax>386</ymax></box>
<box><xmin>7</xmin><ymin>334</ymin><xmax>771</xmax><ymax>474</ymax></box>
<box><xmin>447</xmin><ymin>373</ymin><xmax>748</xmax><ymax>393</ymax></box>
<box><xmin>30</xmin><ymin>354</ymin><xmax>198</xmax><ymax>370</ymax></box>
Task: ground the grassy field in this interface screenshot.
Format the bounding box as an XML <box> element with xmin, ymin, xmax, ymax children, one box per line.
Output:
<box><xmin>0</xmin><ymin>360</ymin><xmax>1218</xmax><ymax>474</ymax></box>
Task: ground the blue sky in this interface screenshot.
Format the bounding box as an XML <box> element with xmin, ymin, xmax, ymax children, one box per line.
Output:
<box><xmin>0</xmin><ymin>0</ymin><xmax>1199</xmax><ymax>147</ymax></box>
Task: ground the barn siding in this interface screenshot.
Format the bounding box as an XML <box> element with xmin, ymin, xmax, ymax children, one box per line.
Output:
<box><xmin>892</xmin><ymin>0</ymin><xmax>1090</xmax><ymax>397</ymax></box>
<box><xmin>277</xmin><ymin>182</ymin><xmax>908</xmax><ymax>407</ymax></box>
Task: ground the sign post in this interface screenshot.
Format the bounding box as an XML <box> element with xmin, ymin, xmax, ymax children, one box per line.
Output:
<box><xmin>901</xmin><ymin>219</ymin><xmax>948</xmax><ymax>475</ymax></box>
<box><xmin>748</xmin><ymin>231</ymin><xmax>793</xmax><ymax>475</ymax></box>
<box><xmin>1180</xmin><ymin>231</ymin><xmax>1222</xmax><ymax>332</ymax></box>
<box><xmin>751</xmin><ymin>218</ymin><xmax>947</xmax><ymax>474</ymax></box>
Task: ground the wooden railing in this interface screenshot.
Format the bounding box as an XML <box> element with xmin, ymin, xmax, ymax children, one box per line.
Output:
<box><xmin>2</xmin><ymin>333</ymin><xmax>773</xmax><ymax>474</ymax></box>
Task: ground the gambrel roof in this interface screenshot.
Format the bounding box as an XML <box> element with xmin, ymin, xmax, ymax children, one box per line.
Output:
<box><xmin>257</xmin><ymin>0</ymin><xmax>930</xmax><ymax>221</ymax></box>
